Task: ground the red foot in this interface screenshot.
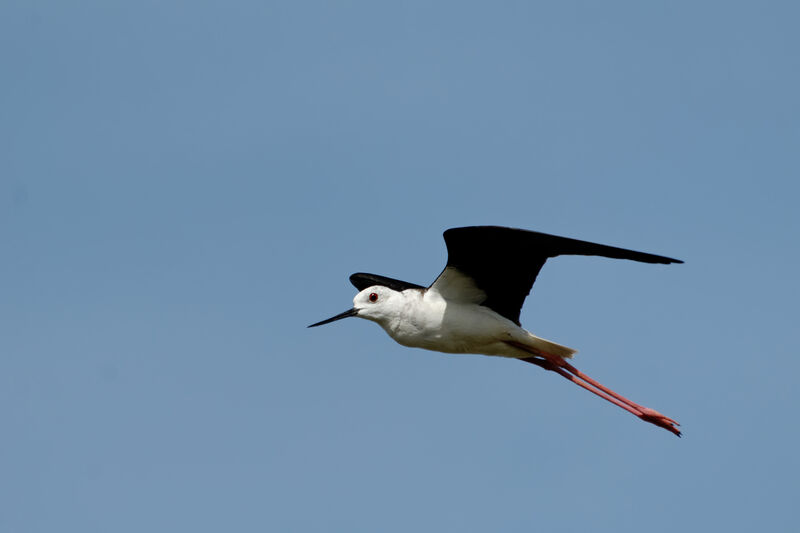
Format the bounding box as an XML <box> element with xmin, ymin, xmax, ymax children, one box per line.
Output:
<box><xmin>638</xmin><ymin>408</ymin><xmax>682</xmax><ymax>437</ymax></box>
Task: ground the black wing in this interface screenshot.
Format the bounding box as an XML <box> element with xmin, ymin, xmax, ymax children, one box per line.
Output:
<box><xmin>432</xmin><ymin>226</ymin><xmax>682</xmax><ymax>326</ymax></box>
<box><xmin>349</xmin><ymin>272</ymin><xmax>425</xmax><ymax>292</ymax></box>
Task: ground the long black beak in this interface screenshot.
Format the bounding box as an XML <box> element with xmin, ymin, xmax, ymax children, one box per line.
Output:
<box><xmin>308</xmin><ymin>308</ymin><xmax>358</xmax><ymax>328</ymax></box>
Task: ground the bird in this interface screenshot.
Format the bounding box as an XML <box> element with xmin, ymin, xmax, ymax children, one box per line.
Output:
<box><xmin>309</xmin><ymin>226</ymin><xmax>683</xmax><ymax>436</ymax></box>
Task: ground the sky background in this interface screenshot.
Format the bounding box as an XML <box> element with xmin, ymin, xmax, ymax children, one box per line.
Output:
<box><xmin>2</xmin><ymin>1</ymin><xmax>799</xmax><ymax>531</ymax></box>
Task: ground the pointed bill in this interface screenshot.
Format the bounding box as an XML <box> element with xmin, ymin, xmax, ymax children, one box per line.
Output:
<box><xmin>308</xmin><ymin>308</ymin><xmax>358</xmax><ymax>328</ymax></box>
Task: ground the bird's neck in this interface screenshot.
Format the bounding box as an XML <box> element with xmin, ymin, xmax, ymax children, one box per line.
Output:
<box><xmin>379</xmin><ymin>289</ymin><xmax>446</xmax><ymax>347</ymax></box>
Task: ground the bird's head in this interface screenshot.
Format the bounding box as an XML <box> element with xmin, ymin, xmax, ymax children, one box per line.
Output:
<box><xmin>308</xmin><ymin>285</ymin><xmax>403</xmax><ymax>328</ymax></box>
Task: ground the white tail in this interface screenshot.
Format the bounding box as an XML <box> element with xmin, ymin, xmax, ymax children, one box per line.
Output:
<box><xmin>523</xmin><ymin>333</ymin><xmax>577</xmax><ymax>359</ymax></box>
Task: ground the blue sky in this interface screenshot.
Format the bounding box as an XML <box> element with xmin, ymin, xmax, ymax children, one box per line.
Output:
<box><xmin>2</xmin><ymin>1</ymin><xmax>799</xmax><ymax>531</ymax></box>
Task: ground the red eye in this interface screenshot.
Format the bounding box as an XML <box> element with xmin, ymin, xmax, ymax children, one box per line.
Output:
<box><xmin>368</xmin><ymin>292</ymin><xmax>378</xmax><ymax>302</ymax></box>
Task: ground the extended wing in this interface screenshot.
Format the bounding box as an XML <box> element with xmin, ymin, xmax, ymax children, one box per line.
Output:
<box><xmin>430</xmin><ymin>226</ymin><xmax>682</xmax><ymax>325</ymax></box>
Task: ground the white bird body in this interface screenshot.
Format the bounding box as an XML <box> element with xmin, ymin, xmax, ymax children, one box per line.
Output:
<box><xmin>358</xmin><ymin>285</ymin><xmax>575</xmax><ymax>359</ymax></box>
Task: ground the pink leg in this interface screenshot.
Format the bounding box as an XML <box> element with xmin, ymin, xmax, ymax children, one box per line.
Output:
<box><xmin>560</xmin><ymin>359</ymin><xmax>679</xmax><ymax>428</ymax></box>
<box><xmin>523</xmin><ymin>357</ymin><xmax>651</xmax><ymax>417</ymax></box>
<box><xmin>507</xmin><ymin>342</ymin><xmax>680</xmax><ymax>437</ymax></box>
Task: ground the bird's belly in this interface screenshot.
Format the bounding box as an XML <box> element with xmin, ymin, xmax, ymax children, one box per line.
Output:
<box><xmin>385</xmin><ymin>307</ymin><xmax>522</xmax><ymax>357</ymax></box>
<box><xmin>407</xmin><ymin>334</ymin><xmax>516</xmax><ymax>357</ymax></box>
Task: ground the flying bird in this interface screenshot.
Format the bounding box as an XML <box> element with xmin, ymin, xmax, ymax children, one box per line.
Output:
<box><xmin>309</xmin><ymin>226</ymin><xmax>682</xmax><ymax>436</ymax></box>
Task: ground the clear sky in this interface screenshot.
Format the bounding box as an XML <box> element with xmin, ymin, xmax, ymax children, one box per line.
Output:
<box><xmin>2</xmin><ymin>1</ymin><xmax>799</xmax><ymax>531</ymax></box>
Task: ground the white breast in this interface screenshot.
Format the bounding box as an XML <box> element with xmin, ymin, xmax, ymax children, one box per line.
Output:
<box><xmin>381</xmin><ymin>288</ymin><xmax>522</xmax><ymax>357</ymax></box>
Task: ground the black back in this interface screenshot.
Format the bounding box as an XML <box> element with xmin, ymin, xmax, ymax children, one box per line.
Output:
<box><xmin>350</xmin><ymin>272</ymin><xmax>425</xmax><ymax>292</ymax></box>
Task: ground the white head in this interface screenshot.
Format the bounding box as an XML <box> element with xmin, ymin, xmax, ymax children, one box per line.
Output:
<box><xmin>308</xmin><ymin>285</ymin><xmax>404</xmax><ymax>328</ymax></box>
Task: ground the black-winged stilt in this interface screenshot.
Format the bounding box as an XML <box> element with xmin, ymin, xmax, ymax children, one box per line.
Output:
<box><xmin>309</xmin><ymin>226</ymin><xmax>683</xmax><ymax>436</ymax></box>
